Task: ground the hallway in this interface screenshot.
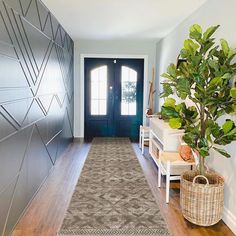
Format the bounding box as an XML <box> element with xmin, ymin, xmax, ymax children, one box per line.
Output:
<box><xmin>0</xmin><ymin>0</ymin><xmax>236</xmax><ymax>235</ymax></box>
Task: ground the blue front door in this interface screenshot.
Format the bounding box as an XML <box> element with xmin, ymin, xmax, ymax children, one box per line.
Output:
<box><xmin>84</xmin><ymin>58</ymin><xmax>144</xmax><ymax>141</ymax></box>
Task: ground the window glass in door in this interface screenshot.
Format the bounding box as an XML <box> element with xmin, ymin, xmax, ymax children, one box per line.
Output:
<box><xmin>121</xmin><ymin>66</ymin><xmax>137</xmax><ymax>115</ymax></box>
<box><xmin>90</xmin><ymin>66</ymin><xmax>107</xmax><ymax>115</ymax></box>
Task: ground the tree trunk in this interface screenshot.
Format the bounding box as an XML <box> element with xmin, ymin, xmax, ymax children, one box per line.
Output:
<box><xmin>199</xmin><ymin>156</ymin><xmax>205</xmax><ymax>176</ymax></box>
<box><xmin>199</xmin><ymin>104</ymin><xmax>206</xmax><ymax>176</ymax></box>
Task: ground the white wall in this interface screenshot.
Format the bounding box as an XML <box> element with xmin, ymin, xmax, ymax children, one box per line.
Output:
<box><xmin>74</xmin><ymin>40</ymin><xmax>158</xmax><ymax>137</ymax></box>
<box><xmin>156</xmin><ymin>0</ymin><xmax>236</xmax><ymax>233</ymax></box>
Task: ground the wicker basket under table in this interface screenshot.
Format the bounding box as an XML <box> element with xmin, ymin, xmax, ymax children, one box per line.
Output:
<box><xmin>180</xmin><ymin>170</ymin><xmax>224</xmax><ymax>226</ymax></box>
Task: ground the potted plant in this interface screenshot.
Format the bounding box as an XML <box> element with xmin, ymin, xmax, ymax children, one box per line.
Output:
<box><xmin>160</xmin><ymin>24</ymin><xmax>236</xmax><ymax>226</ymax></box>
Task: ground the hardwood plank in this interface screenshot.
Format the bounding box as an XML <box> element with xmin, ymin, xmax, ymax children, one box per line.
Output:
<box><xmin>12</xmin><ymin>142</ymin><xmax>234</xmax><ymax>236</ymax></box>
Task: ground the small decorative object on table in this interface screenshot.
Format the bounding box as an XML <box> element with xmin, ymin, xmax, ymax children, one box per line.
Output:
<box><xmin>160</xmin><ymin>24</ymin><xmax>236</xmax><ymax>226</ymax></box>
<box><xmin>179</xmin><ymin>144</ymin><xmax>194</xmax><ymax>162</ymax></box>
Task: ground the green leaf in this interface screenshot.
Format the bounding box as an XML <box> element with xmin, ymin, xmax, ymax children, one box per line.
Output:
<box><xmin>226</xmin><ymin>127</ymin><xmax>236</xmax><ymax>136</ymax></box>
<box><xmin>213</xmin><ymin>147</ymin><xmax>231</xmax><ymax>158</ymax></box>
<box><xmin>180</xmin><ymin>48</ymin><xmax>189</xmax><ymax>58</ymax></box>
<box><xmin>191</xmin><ymin>55</ymin><xmax>202</xmax><ymax>67</ymax></box>
<box><xmin>199</xmin><ymin>147</ymin><xmax>209</xmax><ymax>157</ymax></box>
<box><xmin>205</xmin><ymin>127</ymin><xmax>212</xmax><ymax>142</ymax></box>
<box><xmin>164</xmin><ymin>98</ymin><xmax>176</xmax><ymax>108</ymax></box>
<box><xmin>211</xmin><ymin>123</ymin><xmax>222</xmax><ymax>138</ymax></box>
<box><xmin>185</xmin><ymin>106</ymin><xmax>198</xmax><ymax>119</ymax></box>
<box><xmin>176</xmin><ymin>78</ymin><xmax>190</xmax><ymax>98</ymax></box>
<box><xmin>184</xmin><ymin>39</ymin><xmax>192</xmax><ymax>50</ymax></box>
<box><xmin>198</xmin><ymin>138</ymin><xmax>208</xmax><ymax>148</ymax></box>
<box><xmin>230</xmin><ymin>87</ymin><xmax>236</xmax><ymax>99</ymax></box>
<box><xmin>160</xmin><ymin>83</ymin><xmax>173</xmax><ymax>98</ymax></box>
<box><xmin>209</xmin><ymin>77</ymin><xmax>222</xmax><ymax>87</ymax></box>
<box><xmin>196</xmin><ymin>84</ymin><xmax>205</xmax><ymax>93</ymax></box>
<box><xmin>180</xmin><ymin>92</ymin><xmax>188</xmax><ymax>99</ymax></box>
<box><xmin>161</xmin><ymin>73</ymin><xmax>172</xmax><ymax>80</ymax></box>
<box><xmin>225</xmin><ymin>106</ymin><xmax>234</xmax><ymax>114</ymax></box>
<box><xmin>200</xmin><ymin>40</ymin><xmax>215</xmax><ymax>54</ymax></box>
<box><xmin>190</xmin><ymin>24</ymin><xmax>202</xmax><ymax>34</ymax></box>
<box><xmin>178</xmin><ymin>62</ymin><xmax>190</xmax><ymax>77</ymax></box>
<box><xmin>222</xmin><ymin>120</ymin><xmax>234</xmax><ymax>134</ymax></box>
<box><xmin>208</xmin><ymin>60</ymin><xmax>219</xmax><ymax>71</ymax></box>
<box><xmin>169</xmin><ymin>118</ymin><xmax>182</xmax><ymax>129</ymax></box>
<box><xmin>220</xmin><ymin>39</ymin><xmax>230</xmax><ymax>56</ymax></box>
<box><xmin>231</xmin><ymin>104</ymin><xmax>236</xmax><ymax>114</ymax></box>
<box><xmin>208</xmin><ymin>46</ymin><xmax>219</xmax><ymax>57</ymax></box>
<box><xmin>203</xmin><ymin>25</ymin><xmax>220</xmax><ymax>41</ymax></box>
<box><xmin>189</xmin><ymin>24</ymin><xmax>202</xmax><ymax>41</ymax></box>
<box><xmin>161</xmin><ymin>106</ymin><xmax>179</xmax><ymax>119</ymax></box>
<box><xmin>182</xmin><ymin>129</ymin><xmax>200</xmax><ymax>149</ymax></box>
<box><xmin>227</xmin><ymin>48</ymin><xmax>236</xmax><ymax>61</ymax></box>
<box><xmin>175</xmin><ymin>103</ymin><xmax>186</xmax><ymax>112</ymax></box>
<box><xmin>167</xmin><ymin>64</ymin><xmax>177</xmax><ymax>78</ymax></box>
<box><xmin>184</xmin><ymin>39</ymin><xmax>199</xmax><ymax>55</ymax></box>
<box><xmin>222</xmin><ymin>73</ymin><xmax>232</xmax><ymax>79</ymax></box>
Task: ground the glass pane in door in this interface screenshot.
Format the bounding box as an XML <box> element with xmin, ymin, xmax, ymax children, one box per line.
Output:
<box><xmin>121</xmin><ymin>66</ymin><xmax>137</xmax><ymax>115</ymax></box>
<box><xmin>91</xmin><ymin>66</ymin><xmax>107</xmax><ymax>115</ymax></box>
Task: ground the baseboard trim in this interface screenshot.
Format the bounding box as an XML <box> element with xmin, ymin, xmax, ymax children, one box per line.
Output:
<box><xmin>73</xmin><ymin>136</ymin><xmax>84</xmax><ymax>139</ymax></box>
<box><xmin>223</xmin><ymin>207</ymin><xmax>236</xmax><ymax>235</ymax></box>
<box><xmin>73</xmin><ymin>137</ymin><xmax>84</xmax><ymax>143</ymax></box>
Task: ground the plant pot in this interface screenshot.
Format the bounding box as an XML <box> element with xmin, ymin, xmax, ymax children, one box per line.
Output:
<box><xmin>180</xmin><ymin>170</ymin><xmax>224</xmax><ymax>226</ymax></box>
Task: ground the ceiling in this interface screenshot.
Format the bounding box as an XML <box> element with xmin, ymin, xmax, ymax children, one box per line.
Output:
<box><xmin>41</xmin><ymin>0</ymin><xmax>207</xmax><ymax>41</ymax></box>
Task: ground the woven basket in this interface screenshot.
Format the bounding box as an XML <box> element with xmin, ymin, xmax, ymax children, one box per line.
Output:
<box><xmin>180</xmin><ymin>170</ymin><xmax>224</xmax><ymax>226</ymax></box>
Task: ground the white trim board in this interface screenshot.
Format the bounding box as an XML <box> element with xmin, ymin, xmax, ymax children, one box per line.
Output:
<box><xmin>223</xmin><ymin>207</ymin><xmax>236</xmax><ymax>235</ymax></box>
<box><xmin>78</xmin><ymin>53</ymin><xmax>149</xmax><ymax>138</ymax></box>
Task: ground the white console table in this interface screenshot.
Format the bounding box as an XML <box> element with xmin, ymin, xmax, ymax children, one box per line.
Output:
<box><xmin>148</xmin><ymin>118</ymin><xmax>195</xmax><ymax>203</ymax></box>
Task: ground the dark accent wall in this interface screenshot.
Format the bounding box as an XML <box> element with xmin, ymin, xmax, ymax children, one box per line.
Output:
<box><xmin>0</xmin><ymin>0</ymin><xmax>74</xmax><ymax>235</ymax></box>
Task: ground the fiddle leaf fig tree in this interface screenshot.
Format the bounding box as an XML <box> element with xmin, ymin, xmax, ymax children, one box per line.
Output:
<box><xmin>160</xmin><ymin>24</ymin><xmax>236</xmax><ymax>175</ymax></box>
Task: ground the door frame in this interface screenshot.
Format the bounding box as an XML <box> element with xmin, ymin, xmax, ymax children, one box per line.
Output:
<box><xmin>80</xmin><ymin>54</ymin><xmax>149</xmax><ymax>138</ymax></box>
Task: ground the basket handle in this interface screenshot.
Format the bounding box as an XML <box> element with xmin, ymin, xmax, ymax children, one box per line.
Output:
<box><xmin>193</xmin><ymin>175</ymin><xmax>209</xmax><ymax>186</ymax></box>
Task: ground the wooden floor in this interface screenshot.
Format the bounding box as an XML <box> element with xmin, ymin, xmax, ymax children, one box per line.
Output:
<box><xmin>12</xmin><ymin>141</ymin><xmax>234</xmax><ymax>236</ymax></box>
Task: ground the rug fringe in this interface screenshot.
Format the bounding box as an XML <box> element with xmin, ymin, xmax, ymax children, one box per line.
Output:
<box><xmin>58</xmin><ymin>228</ymin><xmax>170</xmax><ymax>236</ymax></box>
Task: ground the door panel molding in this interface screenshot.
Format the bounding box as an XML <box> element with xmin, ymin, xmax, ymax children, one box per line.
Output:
<box><xmin>79</xmin><ymin>54</ymin><xmax>148</xmax><ymax>138</ymax></box>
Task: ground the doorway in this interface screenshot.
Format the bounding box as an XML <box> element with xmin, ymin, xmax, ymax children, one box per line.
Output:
<box><xmin>84</xmin><ymin>58</ymin><xmax>144</xmax><ymax>141</ymax></box>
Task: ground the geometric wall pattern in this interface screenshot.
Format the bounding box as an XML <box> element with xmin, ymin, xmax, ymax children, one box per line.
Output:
<box><xmin>0</xmin><ymin>0</ymin><xmax>74</xmax><ymax>235</ymax></box>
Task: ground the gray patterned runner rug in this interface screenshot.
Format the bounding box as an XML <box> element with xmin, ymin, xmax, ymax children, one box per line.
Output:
<box><xmin>58</xmin><ymin>138</ymin><xmax>170</xmax><ymax>236</ymax></box>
